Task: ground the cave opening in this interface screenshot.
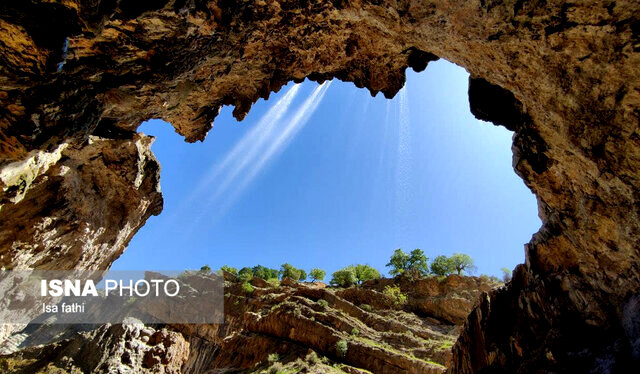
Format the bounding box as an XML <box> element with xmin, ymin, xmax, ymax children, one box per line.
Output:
<box><xmin>111</xmin><ymin>59</ymin><xmax>540</xmax><ymax>281</ymax></box>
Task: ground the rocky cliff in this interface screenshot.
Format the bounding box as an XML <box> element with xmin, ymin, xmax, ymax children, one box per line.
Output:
<box><xmin>0</xmin><ymin>275</ymin><xmax>499</xmax><ymax>373</ymax></box>
<box><xmin>0</xmin><ymin>321</ymin><xmax>189</xmax><ymax>373</ymax></box>
<box><xmin>0</xmin><ymin>0</ymin><xmax>639</xmax><ymax>373</ymax></box>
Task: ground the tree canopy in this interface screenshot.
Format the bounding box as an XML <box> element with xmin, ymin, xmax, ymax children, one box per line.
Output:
<box><xmin>430</xmin><ymin>255</ymin><xmax>455</xmax><ymax>276</ymax></box>
<box><xmin>279</xmin><ymin>263</ymin><xmax>306</xmax><ymax>281</ymax></box>
<box><xmin>407</xmin><ymin>249</ymin><xmax>430</xmax><ymax>277</ymax></box>
<box><xmin>386</xmin><ymin>248</ymin><xmax>410</xmax><ymax>276</ymax></box>
<box><xmin>215</xmin><ymin>249</ymin><xmax>480</xmax><ymax>288</ymax></box>
<box><xmin>309</xmin><ymin>268</ymin><xmax>326</xmax><ymax>282</ymax></box>
<box><xmin>386</xmin><ymin>248</ymin><xmax>430</xmax><ymax>278</ymax></box>
<box><xmin>449</xmin><ymin>253</ymin><xmax>476</xmax><ymax>275</ymax></box>
<box><xmin>252</xmin><ymin>265</ymin><xmax>279</xmax><ymax>280</ymax></box>
<box><xmin>330</xmin><ymin>267</ymin><xmax>358</xmax><ymax>287</ymax></box>
<box><xmin>353</xmin><ymin>264</ymin><xmax>381</xmax><ymax>284</ymax></box>
<box><xmin>298</xmin><ymin>268</ymin><xmax>308</xmax><ymax>281</ymax></box>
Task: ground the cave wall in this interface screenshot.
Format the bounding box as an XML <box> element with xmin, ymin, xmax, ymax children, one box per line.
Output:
<box><xmin>0</xmin><ymin>0</ymin><xmax>638</xmax><ymax>372</ymax></box>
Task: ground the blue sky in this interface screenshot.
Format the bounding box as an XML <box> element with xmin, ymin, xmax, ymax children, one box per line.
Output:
<box><xmin>111</xmin><ymin>60</ymin><xmax>541</xmax><ymax>278</ymax></box>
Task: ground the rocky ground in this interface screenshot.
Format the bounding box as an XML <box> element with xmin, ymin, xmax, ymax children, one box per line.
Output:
<box><xmin>0</xmin><ymin>274</ymin><xmax>500</xmax><ymax>373</ymax></box>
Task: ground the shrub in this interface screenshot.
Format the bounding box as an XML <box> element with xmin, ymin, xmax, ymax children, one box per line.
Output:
<box><xmin>238</xmin><ymin>267</ymin><xmax>254</xmax><ymax>282</ymax></box>
<box><xmin>479</xmin><ymin>274</ymin><xmax>489</xmax><ymax>282</ymax></box>
<box><xmin>268</xmin><ymin>362</ymin><xmax>284</xmax><ymax>374</ymax></box>
<box><xmin>199</xmin><ymin>265</ymin><xmax>212</xmax><ymax>274</ymax></box>
<box><xmin>317</xmin><ymin>299</ymin><xmax>329</xmax><ymax>310</ymax></box>
<box><xmin>351</xmin><ymin>328</ymin><xmax>360</xmax><ymax>336</ymax></box>
<box><xmin>383</xmin><ymin>285</ymin><xmax>407</xmax><ymax>307</ymax></box>
<box><xmin>360</xmin><ymin>304</ymin><xmax>373</xmax><ymax>312</ymax></box>
<box><xmin>268</xmin><ymin>353</ymin><xmax>280</xmax><ymax>363</ymax></box>
<box><xmin>294</xmin><ymin>358</ymin><xmax>309</xmax><ymax>371</ymax></box>
<box><xmin>306</xmin><ymin>351</ymin><xmax>319</xmax><ymax>364</ymax></box>
<box><xmin>220</xmin><ymin>265</ymin><xmax>238</xmax><ymax>276</ymax></box>
<box><xmin>241</xmin><ymin>282</ymin><xmax>254</xmax><ymax>294</ymax></box>
<box><xmin>336</xmin><ymin>339</ymin><xmax>348</xmax><ymax>358</ymax></box>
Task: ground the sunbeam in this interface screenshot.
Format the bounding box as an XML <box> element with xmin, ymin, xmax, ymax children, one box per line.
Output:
<box><xmin>213</xmin><ymin>80</ymin><xmax>333</xmax><ymax>217</ymax></box>
<box><xmin>190</xmin><ymin>83</ymin><xmax>302</xmax><ymax>201</ymax></box>
<box><xmin>184</xmin><ymin>80</ymin><xmax>333</xmax><ymax>227</ymax></box>
<box><xmin>395</xmin><ymin>86</ymin><xmax>412</xmax><ymax>225</ymax></box>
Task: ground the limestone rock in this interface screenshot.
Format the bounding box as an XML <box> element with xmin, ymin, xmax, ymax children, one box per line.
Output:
<box><xmin>0</xmin><ymin>321</ymin><xmax>189</xmax><ymax>374</ymax></box>
<box><xmin>1</xmin><ymin>278</ymin><xmax>481</xmax><ymax>373</ymax></box>
<box><xmin>0</xmin><ymin>1</ymin><xmax>639</xmax><ymax>372</ymax></box>
<box><xmin>0</xmin><ymin>134</ymin><xmax>162</xmax><ymax>270</ymax></box>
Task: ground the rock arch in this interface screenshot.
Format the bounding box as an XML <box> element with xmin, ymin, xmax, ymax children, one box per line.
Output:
<box><xmin>0</xmin><ymin>1</ymin><xmax>638</xmax><ymax>372</ymax></box>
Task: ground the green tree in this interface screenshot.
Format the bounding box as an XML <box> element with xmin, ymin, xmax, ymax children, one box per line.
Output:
<box><xmin>298</xmin><ymin>269</ymin><xmax>307</xmax><ymax>281</ymax></box>
<box><xmin>252</xmin><ymin>265</ymin><xmax>279</xmax><ymax>280</ymax></box>
<box><xmin>501</xmin><ymin>267</ymin><xmax>512</xmax><ymax>282</ymax></box>
<box><xmin>241</xmin><ymin>282</ymin><xmax>254</xmax><ymax>294</ymax></box>
<box><xmin>279</xmin><ymin>263</ymin><xmax>301</xmax><ymax>281</ymax></box>
<box><xmin>354</xmin><ymin>264</ymin><xmax>381</xmax><ymax>284</ymax></box>
<box><xmin>238</xmin><ymin>267</ymin><xmax>254</xmax><ymax>282</ymax></box>
<box><xmin>407</xmin><ymin>248</ymin><xmax>430</xmax><ymax>277</ymax></box>
<box><xmin>330</xmin><ymin>267</ymin><xmax>357</xmax><ymax>287</ymax></box>
<box><xmin>430</xmin><ymin>255</ymin><xmax>455</xmax><ymax>276</ymax></box>
<box><xmin>449</xmin><ymin>253</ymin><xmax>476</xmax><ymax>275</ymax></box>
<box><xmin>386</xmin><ymin>248</ymin><xmax>410</xmax><ymax>276</ymax></box>
<box><xmin>199</xmin><ymin>264</ymin><xmax>212</xmax><ymax>274</ymax></box>
<box><xmin>309</xmin><ymin>268</ymin><xmax>326</xmax><ymax>282</ymax></box>
<box><xmin>220</xmin><ymin>265</ymin><xmax>238</xmax><ymax>276</ymax></box>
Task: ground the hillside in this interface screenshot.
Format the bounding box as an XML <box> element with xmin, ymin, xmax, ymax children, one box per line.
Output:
<box><xmin>0</xmin><ymin>274</ymin><xmax>500</xmax><ymax>373</ymax></box>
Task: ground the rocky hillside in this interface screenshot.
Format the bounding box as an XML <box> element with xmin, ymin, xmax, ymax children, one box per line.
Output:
<box><xmin>0</xmin><ymin>275</ymin><xmax>500</xmax><ymax>373</ymax></box>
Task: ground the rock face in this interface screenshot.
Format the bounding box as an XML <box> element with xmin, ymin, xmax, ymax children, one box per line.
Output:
<box><xmin>0</xmin><ymin>321</ymin><xmax>189</xmax><ymax>373</ymax></box>
<box><xmin>342</xmin><ymin>275</ymin><xmax>498</xmax><ymax>325</ymax></box>
<box><xmin>1</xmin><ymin>276</ymin><xmax>496</xmax><ymax>373</ymax></box>
<box><xmin>0</xmin><ymin>0</ymin><xmax>639</xmax><ymax>373</ymax></box>
<box><xmin>177</xmin><ymin>278</ymin><xmax>456</xmax><ymax>373</ymax></box>
<box><xmin>0</xmin><ymin>134</ymin><xmax>162</xmax><ymax>270</ymax></box>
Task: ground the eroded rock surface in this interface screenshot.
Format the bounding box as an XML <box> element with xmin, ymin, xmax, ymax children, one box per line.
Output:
<box><xmin>0</xmin><ymin>134</ymin><xmax>162</xmax><ymax>270</ymax></box>
<box><xmin>0</xmin><ymin>321</ymin><xmax>189</xmax><ymax>374</ymax></box>
<box><xmin>0</xmin><ymin>0</ymin><xmax>639</xmax><ymax>373</ymax></box>
<box><xmin>2</xmin><ymin>275</ymin><xmax>496</xmax><ymax>373</ymax></box>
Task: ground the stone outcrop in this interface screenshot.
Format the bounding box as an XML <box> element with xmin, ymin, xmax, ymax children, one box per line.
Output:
<box><xmin>0</xmin><ymin>1</ymin><xmax>639</xmax><ymax>372</ymax></box>
<box><xmin>0</xmin><ymin>321</ymin><xmax>189</xmax><ymax>373</ymax></box>
<box><xmin>178</xmin><ymin>278</ymin><xmax>457</xmax><ymax>373</ymax></box>
<box><xmin>0</xmin><ymin>134</ymin><xmax>162</xmax><ymax>270</ymax></box>
<box><xmin>339</xmin><ymin>275</ymin><xmax>499</xmax><ymax>325</ymax></box>
<box><xmin>2</xmin><ymin>276</ymin><xmax>495</xmax><ymax>373</ymax></box>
